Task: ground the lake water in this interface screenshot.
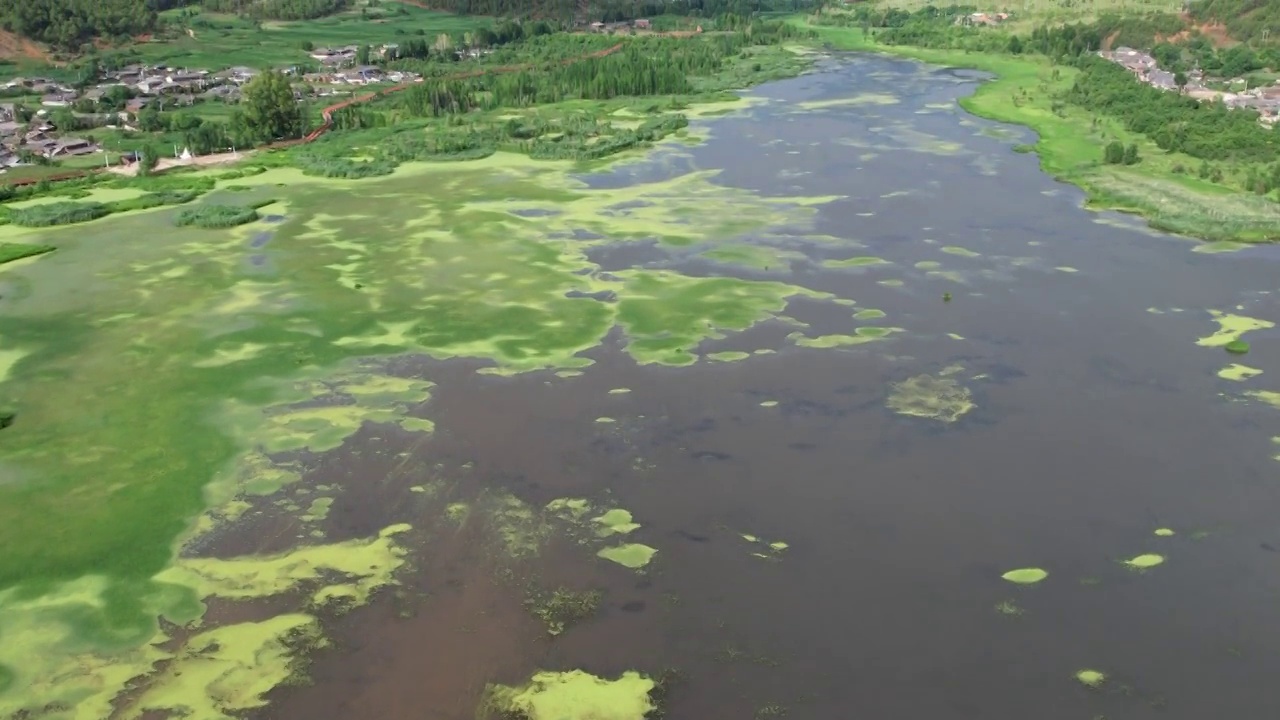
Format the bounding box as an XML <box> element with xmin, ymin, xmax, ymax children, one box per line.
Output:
<box><xmin>254</xmin><ymin>54</ymin><xmax>1280</xmax><ymax>719</ymax></box>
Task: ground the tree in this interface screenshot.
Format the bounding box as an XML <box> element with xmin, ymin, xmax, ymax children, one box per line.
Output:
<box><xmin>1104</xmin><ymin>140</ymin><xmax>1125</xmax><ymax>165</ymax></box>
<box><xmin>240</xmin><ymin>70</ymin><xmax>304</xmax><ymax>142</ymax></box>
<box><xmin>138</xmin><ymin>143</ymin><xmax>161</xmax><ymax>176</ymax></box>
<box><xmin>1174</xmin><ymin>71</ymin><xmax>1187</xmax><ymax>94</ymax></box>
<box><xmin>1122</xmin><ymin>143</ymin><xmax>1139</xmax><ymax>166</ymax></box>
<box><xmin>356</xmin><ymin>44</ymin><xmax>371</xmax><ymax>65</ymax></box>
<box><xmin>1007</xmin><ymin>34</ymin><xmax>1023</xmax><ymax>55</ymax></box>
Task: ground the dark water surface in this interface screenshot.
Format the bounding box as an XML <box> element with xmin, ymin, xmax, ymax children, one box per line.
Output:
<box><xmin>262</xmin><ymin>54</ymin><xmax>1280</xmax><ymax>719</ymax></box>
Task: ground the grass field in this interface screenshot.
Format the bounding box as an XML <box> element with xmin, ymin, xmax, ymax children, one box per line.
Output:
<box><xmin>119</xmin><ymin>2</ymin><xmax>490</xmax><ymax>71</ymax></box>
<box><xmin>799</xmin><ymin>18</ymin><xmax>1280</xmax><ymax>241</ymax></box>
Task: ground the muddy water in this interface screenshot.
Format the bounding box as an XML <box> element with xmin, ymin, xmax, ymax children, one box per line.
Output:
<box><xmin>263</xmin><ymin>55</ymin><xmax>1280</xmax><ymax>719</ymax></box>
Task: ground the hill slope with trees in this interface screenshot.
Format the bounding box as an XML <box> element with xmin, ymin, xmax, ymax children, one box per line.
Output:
<box><xmin>1190</xmin><ymin>0</ymin><xmax>1280</xmax><ymax>43</ymax></box>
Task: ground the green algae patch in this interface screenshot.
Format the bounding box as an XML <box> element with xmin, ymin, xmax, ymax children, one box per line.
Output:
<box><xmin>796</xmin><ymin>93</ymin><xmax>900</xmax><ymax>111</ymax></box>
<box><xmin>597</xmin><ymin>543</ymin><xmax>658</xmax><ymax>570</ymax></box>
<box><xmin>1193</xmin><ymin>241</ymin><xmax>1249</xmax><ymax>254</ymax></box>
<box><xmin>1218</xmin><ymin>363</ymin><xmax>1261</xmax><ymax>381</ymax></box>
<box><xmin>125</xmin><ymin>613</ymin><xmax>322</xmax><ymax>719</ymax></box>
<box><xmin>1224</xmin><ymin>340</ymin><xmax>1251</xmax><ymax>355</ymax></box>
<box><xmin>739</xmin><ymin>532</ymin><xmax>788</xmax><ymax>560</ymax></box>
<box><xmin>1244</xmin><ymin>390</ymin><xmax>1280</xmax><ymax>409</ymax></box>
<box><xmin>790</xmin><ymin>326</ymin><xmax>901</xmax><ymax>349</ymax></box>
<box><xmin>595</xmin><ymin>417</ymin><xmax>617</xmax><ymax>423</ymax></box>
<box><xmin>547</xmin><ymin>498</ymin><xmax>593</xmax><ymax>522</ymax></box>
<box><xmin>887</xmin><ymin>373</ymin><xmax>974</xmax><ymax>423</ymax></box>
<box><xmin>156</xmin><ymin>523</ymin><xmax>411</xmax><ymax>608</ymax></box>
<box><xmin>706</xmin><ymin>350</ymin><xmax>751</xmax><ymax>362</ymax></box>
<box><xmin>484</xmin><ymin>670</ymin><xmax>655</xmax><ymax>720</ymax></box>
<box><xmin>914</xmin><ymin>260</ymin><xmax>942</xmax><ymax>270</ymax></box>
<box><xmin>1196</xmin><ymin>311</ymin><xmax>1274</xmax><ymax>348</ymax></box>
<box><xmin>608</xmin><ymin>388</ymin><xmax>632</xmax><ymax>394</ymax></box>
<box><xmin>824</xmin><ymin>256</ymin><xmax>889</xmax><ymax>269</ymax></box>
<box><xmin>759</xmin><ymin>400</ymin><xmax>779</xmax><ymax>407</ymax></box>
<box><xmin>301</xmin><ymin>497</ymin><xmax>333</xmax><ymax>523</ymax></box>
<box><xmin>1055</xmin><ymin>266</ymin><xmax>1079</xmax><ymax>273</ymax></box>
<box><xmin>1001</xmin><ymin>568</ymin><xmax>1048</xmax><ymax>585</ymax></box>
<box><xmin>1154</xmin><ymin>528</ymin><xmax>1176</xmax><ymax>537</ymax></box>
<box><xmin>878</xmin><ymin>278</ymin><xmax>905</xmax><ymax>287</ymax></box>
<box><xmin>1124</xmin><ymin>554</ymin><xmax>1165</xmax><ymax>570</ymax></box>
<box><xmin>1075</xmin><ymin>669</ymin><xmax>1106</xmax><ymax>688</ymax></box>
<box><xmin>940</xmin><ymin>246</ymin><xmax>980</xmax><ymax>258</ymax></box>
<box><xmin>853</xmin><ymin>308</ymin><xmax>886</xmax><ymax>320</ymax></box>
<box><xmin>592</xmin><ymin>509</ymin><xmax>641</xmax><ymax>538</ymax></box>
<box><xmin>701</xmin><ymin>243</ymin><xmax>802</xmax><ymax>270</ymax></box>
<box><xmin>615</xmin><ymin>270</ymin><xmax>823</xmax><ymax>367</ymax></box>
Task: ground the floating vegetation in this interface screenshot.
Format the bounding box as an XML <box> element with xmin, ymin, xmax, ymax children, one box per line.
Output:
<box><xmin>878</xmin><ymin>279</ymin><xmax>904</xmax><ymax>287</ymax></box>
<box><xmin>940</xmin><ymin>246</ymin><xmax>980</xmax><ymax>258</ymax></box>
<box><xmin>595</xmin><ymin>417</ymin><xmax>617</xmax><ymax>423</ymax></box>
<box><xmin>1195</xmin><ymin>311</ymin><xmax>1273</xmax><ymax>348</ymax></box>
<box><xmin>739</xmin><ymin>532</ymin><xmax>789</xmax><ymax>560</ymax></box>
<box><xmin>597</xmin><ymin>543</ymin><xmax>658</xmax><ymax>570</ymax></box>
<box><xmin>942</xmin><ymin>292</ymin><xmax>952</xmax><ymax>302</ymax></box>
<box><xmin>824</xmin><ymin>256</ymin><xmax>889</xmax><ymax>268</ymax></box>
<box><xmin>760</xmin><ymin>399</ymin><xmax>779</xmax><ymax>407</ymax></box>
<box><xmin>1075</xmin><ymin>669</ymin><xmax>1106</xmax><ymax>688</ymax></box>
<box><xmin>8</xmin><ymin>201</ymin><xmax>109</xmax><ymax>227</ymax></box>
<box><xmin>1224</xmin><ymin>340</ymin><xmax>1251</xmax><ymax>355</ymax></box>
<box><xmin>1245</xmin><ymin>390</ymin><xmax>1280</xmax><ymax>409</ymax></box>
<box><xmin>853</xmin><ymin>308</ymin><xmax>886</xmax><ymax>320</ymax></box>
<box><xmin>524</xmin><ymin>586</ymin><xmax>603</xmax><ymax>637</ymax></box>
<box><xmin>1154</xmin><ymin>528</ymin><xmax>1175</xmax><ymax>537</ymax></box>
<box><xmin>1124</xmin><ymin>554</ymin><xmax>1165</xmax><ymax>570</ymax></box>
<box><xmin>608</xmin><ymin>388</ymin><xmax>632</xmax><ymax>394</ymax></box>
<box><xmin>706</xmin><ymin>350</ymin><xmax>751</xmax><ymax>362</ymax></box>
<box><xmin>483</xmin><ymin>670</ymin><xmax>655</xmax><ymax>720</ymax></box>
<box><xmin>593</xmin><ymin>509</ymin><xmax>641</xmax><ymax>537</ymax></box>
<box><xmin>1055</xmin><ymin>266</ymin><xmax>1079</xmax><ymax>273</ymax></box>
<box><xmin>790</xmin><ymin>327</ymin><xmax>901</xmax><ymax>348</ymax></box>
<box><xmin>887</xmin><ymin>373</ymin><xmax>974</xmax><ymax>423</ymax></box>
<box><xmin>994</xmin><ymin>599</ymin><xmax>1024</xmax><ymax>616</ymax></box>
<box><xmin>1001</xmin><ymin>568</ymin><xmax>1048</xmax><ymax>585</ymax></box>
<box><xmin>1218</xmin><ymin>363</ymin><xmax>1261</xmax><ymax>380</ymax></box>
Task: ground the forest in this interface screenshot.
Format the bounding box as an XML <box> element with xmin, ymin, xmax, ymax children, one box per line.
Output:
<box><xmin>406</xmin><ymin>0</ymin><xmax>818</xmax><ymax>21</ymax></box>
<box><xmin>0</xmin><ymin>0</ymin><xmax>157</xmax><ymax>49</ymax></box>
<box><xmin>198</xmin><ymin>0</ymin><xmax>352</xmax><ymax>21</ymax></box>
<box><xmin>1191</xmin><ymin>0</ymin><xmax>1280</xmax><ymax>44</ymax></box>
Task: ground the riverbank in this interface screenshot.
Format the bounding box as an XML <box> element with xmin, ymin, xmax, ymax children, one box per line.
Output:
<box><xmin>792</xmin><ymin>19</ymin><xmax>1280</xmax><ymax>244</ymax></box>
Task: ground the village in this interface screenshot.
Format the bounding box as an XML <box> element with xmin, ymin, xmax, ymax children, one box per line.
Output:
<box><xmin>1098</xmin><ymin>45</ymin><xmax>1280</xmax><ymax>125</ymax></box>
<box><xmin>0</xmin><ymin>46</ymin><xmax>425</xmax><ymax>171</ymax></box>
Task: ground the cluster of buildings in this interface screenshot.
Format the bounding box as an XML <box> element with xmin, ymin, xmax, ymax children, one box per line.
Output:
<box><xmin>0</xmin><ymin>104</ymin><xmax>99</xmax><ymax>167</ymax></box>
<box><xmin>586</xmin><ymin>19</ymin><xmax>653</xmax><ymax>33</ymax></box>
<box><xmin>1100</xmin><ymin>46</ymin><xmax>1280</xmax><ymax>126</ymax></box>
<box><xmin>956</xmin><ymin>12</ymin><xmax>1009</xmax><ymax>27</ymax></box>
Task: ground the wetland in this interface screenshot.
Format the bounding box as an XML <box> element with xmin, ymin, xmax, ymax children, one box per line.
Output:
<box><xmin>2</xmin><ymin>50</ymin><xmax>1280</xmax><ymax>720</ymax></box>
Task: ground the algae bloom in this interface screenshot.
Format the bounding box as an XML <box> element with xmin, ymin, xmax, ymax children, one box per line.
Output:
<box><xmin>1154</xmin><ymin>528</ymin><xmax>1175</xmax><ymax>537</ymax></box>
<box><xmin>485</xmin><ymin>669</ymin><xmax>655</xmax><ymax>720</ymax></box>
<box><xmin>1075</xmin><ymin>669</ymin><xmax>1106</xmax><ymax>687</ymax></box>
<box><xmin>1124</xmin><ymin>553</ymin><xmax>1165</xmax><ymax>569</ymax></box>
<box><xmin>886</xmin><ymin>373</ymin><xmax>974</xmax><ymax>423</ymax></box>
<box><xmin>1001</xmin><ymin>568</ymin><xmax>1048</xmax><ymax>585</ymax></box>
<box><xmin>597</xmin><ymin>543</ymin><xmax>658</xmax><ymax>569</ymax></box>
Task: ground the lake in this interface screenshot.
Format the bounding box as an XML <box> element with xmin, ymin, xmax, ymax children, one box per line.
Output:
<box><xmin>1</xmin><ymin>52</ymin><xmax>1278</xmax><ymax>720</ymax></box>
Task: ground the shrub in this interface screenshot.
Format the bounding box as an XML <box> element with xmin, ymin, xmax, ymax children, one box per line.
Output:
<box><xmin>175</xmin><ymin>204</ymin><xmax>260</xmax><ymax>228</ymax></box>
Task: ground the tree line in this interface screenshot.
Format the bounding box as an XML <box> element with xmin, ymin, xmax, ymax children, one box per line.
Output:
<box><xmin>389</xmin><ymin>20</ymin><xmax>806</xmax><ymax>117</ymax></box>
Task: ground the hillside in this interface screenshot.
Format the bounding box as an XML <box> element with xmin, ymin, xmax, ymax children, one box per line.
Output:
<box><xmin>0</xmin><ymin>0</ymin><xmax>356</xmax><ymax>51</ymax></box>
<box><xmin>1189</xmin><ymin>0</ymin><xmax>1280</xmax><ymax>43</ymax></box>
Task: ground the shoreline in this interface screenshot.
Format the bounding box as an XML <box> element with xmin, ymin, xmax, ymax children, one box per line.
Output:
<box><xmin>790</xmin><ymin>19</ymin><xmax>1280</xmax><ymax>245</ymax></box>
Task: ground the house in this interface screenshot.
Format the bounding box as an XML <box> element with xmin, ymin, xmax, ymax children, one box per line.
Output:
<box><xmin>0</xmin><ymin>104</ymin><xmax>13</xmax><ymax>122</ymax></box>
<box><xmin>48</xmin><ymin>137</ymin><xmax>98</xmax><ymax>157</ymax></box>
<box><xmin>635</xmin><ymin>19</ymin><xmax>651</xmax><ymax>29</ymax></box>
<box><xmin>310</xmin><ymin>46</ymin><xmax>358</xmax><ymax>66</ymax></box>
<box><xmin>40</xmin><ymin>92</ymin><xmax>77</xmax><ymax>107</ymax></box>
<box><xmin>589</xmin><ymin>21</ymin><xmax>605</xmax><ymax>31</ymax></box>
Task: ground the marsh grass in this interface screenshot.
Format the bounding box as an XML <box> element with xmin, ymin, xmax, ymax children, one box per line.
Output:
<box><xmin>175</xmin><ymin>204</ymin><xmax>261</xmax><ymax>228</ymax></box>
<box><xmin>8</xmin><ymin>202</ymin><xmax>111</xmax><ymax>227</ymax></box>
